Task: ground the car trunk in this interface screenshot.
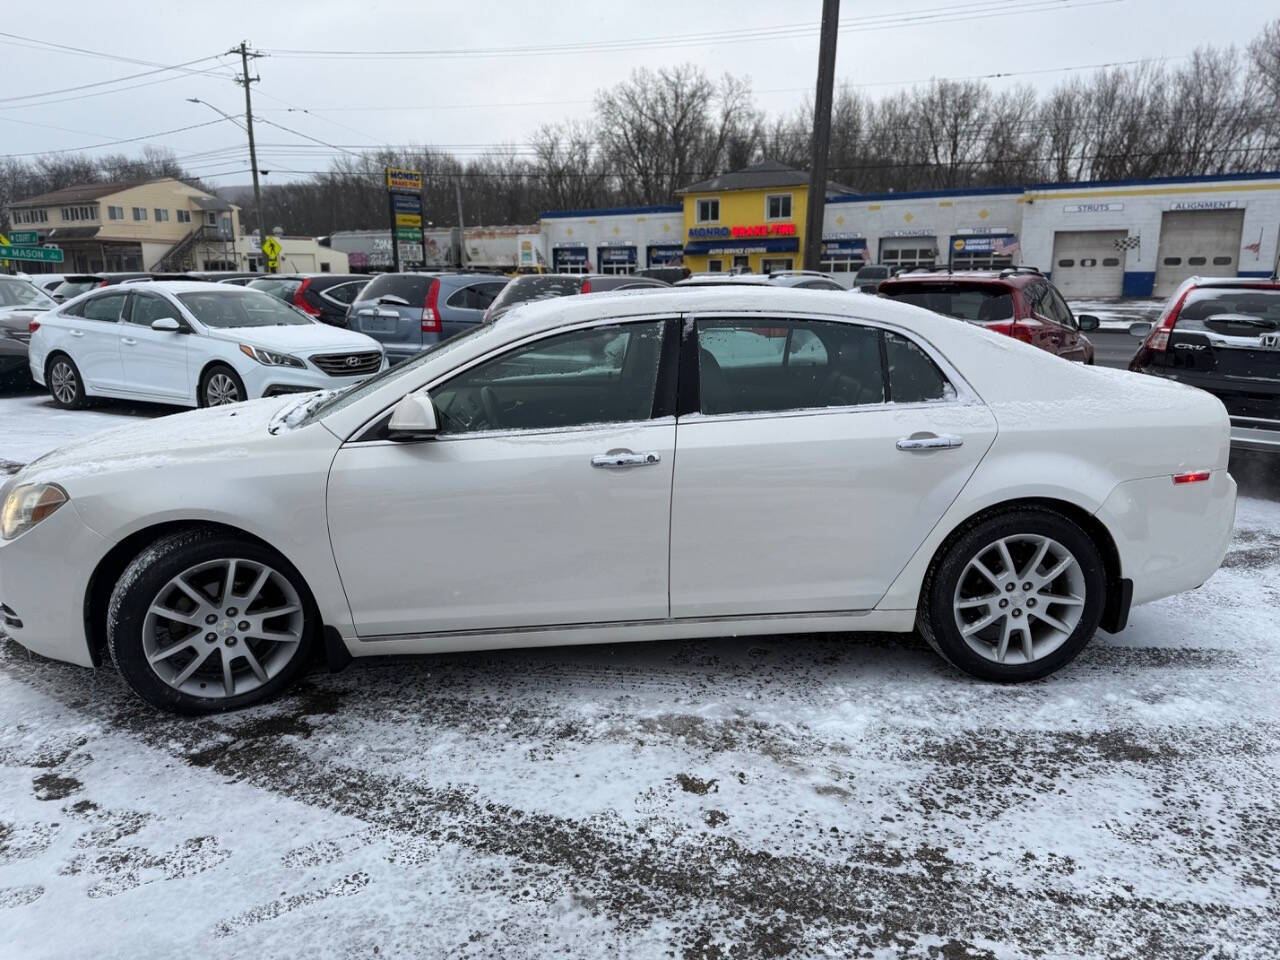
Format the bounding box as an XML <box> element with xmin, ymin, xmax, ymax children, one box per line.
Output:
<box><xmin>348</xmin><ymin>275</ymin><xmax>434</xmax><ymax>352</ymax></box>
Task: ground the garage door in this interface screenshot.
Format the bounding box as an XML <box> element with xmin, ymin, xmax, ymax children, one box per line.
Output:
<box><xmin>1050</xmin><ymin>230</ymin><xmax>1127</xmax><ymax>297</ymax></box>
<box><xmin>1153</xmin><ymin>209</ymin><xmax>1245</xmax><ymax>297</ymax></box>
<box><xmin>879</xmin><ymin>238</ymin><xmax>937</xmax><ymax>270</ymax></box>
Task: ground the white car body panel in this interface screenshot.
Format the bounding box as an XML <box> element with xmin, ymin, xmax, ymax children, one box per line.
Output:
<box><xmin>0</xmin><ymin>287</ymin><xmax>1235</xmax><ymax>675</ymax></box>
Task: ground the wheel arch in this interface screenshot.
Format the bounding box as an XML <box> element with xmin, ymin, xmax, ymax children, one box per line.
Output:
<box><xmin>196</xmin><ymin>358</ymin><xmax>246</xmax><ymax>405</ymax></box>
<box><xmin>83</xmin><ymin>519</ymin><xmax>322</xmax><ymax>667</ymax></box>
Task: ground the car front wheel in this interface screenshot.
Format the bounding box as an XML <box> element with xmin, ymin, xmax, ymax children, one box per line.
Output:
<box><xmin>201</xmin><ymin>364</ymin><xmax>246</xmax><ymax>406</ymax></box>
<box><xmin>918</xmin><ymin>508</ymin><xmax>1106</xmax><ymax>682</ymax></box>
<box><xmin>107</xmin><ymin>529</ymin><xmax>316</xmax><ymax>714</ymax></box>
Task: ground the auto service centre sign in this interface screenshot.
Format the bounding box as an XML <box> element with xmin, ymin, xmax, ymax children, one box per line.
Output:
<box><xmin>386</xmin><ymin>168</ymin><xmax>423</xmax><ymax>192</ymax></box>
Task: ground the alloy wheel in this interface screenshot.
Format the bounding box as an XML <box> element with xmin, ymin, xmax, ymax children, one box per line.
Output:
<box><xmin>205</xmin><ymin>373</ymin><xmax>240</xmax><ymax>406</ymax></box>
<box><xmin>50</xmin><ymin>361</ymin><xmax>77</xmax><ymax>405</ymax></box>
<box><xmin>951</xmin><ymin>534</ymin><xmax>1086</xmax><ymax>665</ymax></box>
<box><xmin>141</xmin><ymin>558</ymin><xmax>304</xmax><ymax>698</ymax></box>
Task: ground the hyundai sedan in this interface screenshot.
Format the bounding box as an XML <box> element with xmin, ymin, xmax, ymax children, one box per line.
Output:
<box><xmin>0</xmin><ymin>287</ymin><xmax>1235</xmax><ymax>714</ymax></box>
<box><xmin>28</xmin><ymin>281</ymin><xmax>385</xmax><ymax>408</ymax></box>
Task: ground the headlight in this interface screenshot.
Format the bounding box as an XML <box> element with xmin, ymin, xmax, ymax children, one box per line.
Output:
<box><xmin>239</xmin><ymin>344</ymin><xmax>305</xmax><ymax>368</ymax></box>
<box><xmin>1</xmin><ymin>483</ymin><xmax>68</xmax><ymax>540</ymax></box>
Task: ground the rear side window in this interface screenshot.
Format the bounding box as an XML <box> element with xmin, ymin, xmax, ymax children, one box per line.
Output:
<box><xmin>357</xmin><ymin>274</ymin><xmax>432</xmax><ymax>304</ymax></box>
<box><xmin>446</xmin><ymin>283</ymin><xmax>502</xmax><ymax>310</ymax></box>
<box><xmin>696</xmin><ymin>319</ymin><xmax>885</xmax><ymax>415</ymax></box>
<box><xmin>321</xmin><ymin>281</ymin><xmax>366</xmax><ymax>305</ymax></box>
<box><xmin>885</xmin><ymin>332</ymin><xmax>953</xmax><ymax>403</ymax></box>
<box><xmin>80</xmin><ymin>292</ymin><xmax>128</xmax><ymax>323</ymax></box>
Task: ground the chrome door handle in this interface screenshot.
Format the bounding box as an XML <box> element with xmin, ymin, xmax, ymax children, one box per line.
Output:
<box><xmin>591</xmin><ymin>450</ymin><xmax>661</xmax><ymax>469</ymax></box>
<box><xmin>69</xmin><ymin>330</ymin><xmax>85</xmax><ymax>337</ymax></box>
<box><xmin>897</xmin><ymin>434</ymin><xmax>963</xmax><ymax>451</ymax></box>
<box><xmin>121</xmin><ymin>337</ymin><xmax>137</xmax><ymax>346</ymax></box>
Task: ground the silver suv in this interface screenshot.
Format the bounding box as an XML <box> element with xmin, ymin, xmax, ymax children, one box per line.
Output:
<box><xmin>346</xmin><ymin>272</ymin><xmax>508</xmax><ymax>364</ymax></box>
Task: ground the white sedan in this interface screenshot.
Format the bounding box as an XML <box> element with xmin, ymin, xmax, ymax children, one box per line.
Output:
<box><xmin>0</xmin><ymin>287</ymin><xmax>1235</xmax><ymax>714</ymax></box>
<box><xmin>27</xmin><ymin>281</ymin><xmax>385</xmax><ymax>408</ymax></box>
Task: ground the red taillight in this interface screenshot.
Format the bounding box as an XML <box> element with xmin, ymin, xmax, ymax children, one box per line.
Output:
<box><xmin>986</xmin><ymin>321</ymin><xmax>1033</xmax><ymax>344</ymax></box>
<box><xmin>580</xmin><ymin>278</ymin><xmax>592</xmax><ymax>294</ymax></box>
<box><xmin>421</xmin><ymin>279</ymin><xmax>442</xmax><ymax>333</ymax></box>
<box><xmin>28</xmin><ymin>320</ymin><xmax>40</xmax><ymax>334</ymax></box>
<box><xmin>98</xmin><ymin>279</ymin><xmax>109</xmax><ymax>287</ymax></box>
<box><xmin>1172</xmin><ymin>470</ymin><xmax>1211</xmax><ymax>484</ymax></box>
<box><xmin>292</xmin><ymin>277</ymin><xmax>321</xmax><ymax>316</ymax></box>
<box><xmin>1145</xmin><ymin>286</ymin><xmax>1193</xmax><ymax>353</ymax></box>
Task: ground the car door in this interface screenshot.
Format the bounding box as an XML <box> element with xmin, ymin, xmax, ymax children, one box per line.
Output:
<box><xmin>326</xmin><ymin>316</ymin><xmax>677</xmax><ymax>637</ymax></box>
<box><xmin>442</xmin><ymin>281</ymin><xmax>506</xmax><ymax>339</ymax></box>
<box><xmin>669</xmin><ymin>314</ymin><xmax>998</xmax><ymax>617</ymax></box>
<box><xmin>1021</xmin><ymin>282</ymin><xmax>1065</xmax><ymax>356</ymax></box>
<box><xmin>64</xmin><ymin>291</ymin><xmax>129</xmax><ymax>393</ymax></box>
<box><xmin>120</xmin><ymin>291</ymin><xmax>192</xmax><ymax>401</ymax></box>
<box><xmin>1041</xmin><ymin>285</ymin><xmax>1087</xmax><ymax>361</ymax></box>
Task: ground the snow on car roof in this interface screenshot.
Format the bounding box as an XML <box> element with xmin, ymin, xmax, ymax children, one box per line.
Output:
<box><xmin>143</xmin><ymin>281</ymin><xmax>271</xmax><ymax>295</ymax></box>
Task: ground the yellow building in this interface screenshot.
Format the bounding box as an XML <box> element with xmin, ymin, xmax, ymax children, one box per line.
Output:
<box><xmin>678</xmin><ymin>160</ymin><xmax>853</xmax><ymax>274</ymax></box>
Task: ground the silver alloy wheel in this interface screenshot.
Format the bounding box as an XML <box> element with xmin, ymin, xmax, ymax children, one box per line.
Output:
<box><xmin>205</xmin><ymin>372</ymin><xmax>240</xmax><ymax>406</ymax></box>
<box><xmin>50</xmin><ymin>360</ymin><xmax>77</xmax><ymax>405</ymax></box>
<box><xmin>952</xmin><ymin>534</ymin><xmax>1086</xmax><ymax>665</ymax></box>
<box><xmin>142</xmin><ymin>558</ymin><xmax>304</xmax><ymax>698</ymax></box>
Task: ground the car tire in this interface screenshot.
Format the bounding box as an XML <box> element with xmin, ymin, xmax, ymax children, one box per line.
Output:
<box><xmin>200</xmin><ymin>363</ymin><xmax>247</xmax><ymax>407</ymax></box>
<box><xmin>107</xmin><ymin>528</ymin><xmax>318</xmax><ymax>715</ymax></box>
<box><xmin>918</xmin><ymin>507</ymin><xmax>1106</xmax><ymax>682</ymax></box>
<box><xmin>45</xmin><ymin>353</ymin><xmax>88</xmax><ymax>409</ymax></box>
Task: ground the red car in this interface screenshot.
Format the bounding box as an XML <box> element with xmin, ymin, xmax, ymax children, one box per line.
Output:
<box><xmin>878</xmin><ymin>268</ymin><xmax>1098</xmax><ymax>362</ymax></box>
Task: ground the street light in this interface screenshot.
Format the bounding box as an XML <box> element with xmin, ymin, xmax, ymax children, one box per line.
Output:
<box><xmin>186</xmin><ymin>97</ymin><xmax>266</xmax><ymax>249</ymax></box>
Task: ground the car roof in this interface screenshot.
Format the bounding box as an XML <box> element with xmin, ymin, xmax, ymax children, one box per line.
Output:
<box><xmin>1184</xmin><ymin>276</ymin><xmax>1280</xmax><ymax>289</ymax></box>
<box><xmin>126</xmin><ymin>280</ymin><xmax>265</xmax><ymax>296</ymax></box>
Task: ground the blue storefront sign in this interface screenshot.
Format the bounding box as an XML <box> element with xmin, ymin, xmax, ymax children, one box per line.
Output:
<box><xmin>949</xmin><ymin>233</ymin><xmax>1018</xmax><ymax>257</ymax></box>
<box><xmin>392</xmin><ymin>193</ymin><xmax>423</xmax><ymax>214</ymax></box>
<box><xmin>647</xmin><ymin>244</ymin><xmax>684</xmax><ymax>267</ymax></box>
<box><xmin>598</xmin><ymin>246</ymin><xmax>637</xmax><ymax>265</ymax></box>
<box><xmin>820</xmin><ymin>238</ymin><xmax>868</xmax><ymax>256</ymax></box>
<box><xmin>552</xmin><ymin>246</ymin><xmax>589</xmax><ymax>270</ymax></box>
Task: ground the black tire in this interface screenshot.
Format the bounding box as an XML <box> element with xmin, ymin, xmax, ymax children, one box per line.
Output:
<box><xmin>918</xmin><ymin>507</ymin><xmax>1106</xmax><ymax>682</ymax></box>
<box><xmin>45</xmin><ymin>353</ymin><xmax>88</xmax><ymax>409</ymax></box>
<box><xmin>107</xmin><ymin>528</ymin><xmax>318</xmax><ymax>715</ymax></box>
<box><xmin>199</xmin><ymin>363</ymin><xmax>247</xmax><ymax>407</ymax></box>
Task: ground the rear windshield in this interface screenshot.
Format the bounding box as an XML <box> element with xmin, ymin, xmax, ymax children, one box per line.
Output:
<box><xmin>247</xmin><ymin>277</ymin><xmax>301</xmax><ymax>301</ymax></box>
<box><xmin>356</xmin><ymin>274</ymin><xmax>432</xmax><ymax>304</ymax></box>
<box><xmin>488</xmin><ymin>275</ymin><xmax>583</xmax><ymax>316</ymax></box>
<box><xmin>0</xmin><ymin>278</ymin><xmax>56</xmax><ymax>308</ymax></box>
<box><xmin>53</xmin><ymin>278</ymin><xmax>102</xmax><ymax>299</ymax></box>
<box><xmin>177</xmin><ymin>290</ymin><xmax>313</xmax><ymax>328</ymax></box>
<box><xmin>881</xmin><ymin>282</ymin><xmax>1014</xmax><ymax>323</ymax></box>
<box><xmin>1176</xmin><ymin>288</ymin><xmax>1280</xmax><ymax>336</ymax></box>
<box><xmin>857</xmin><ymin>267</ymin><xmax>889</xmax><ymax>280</ymax></box>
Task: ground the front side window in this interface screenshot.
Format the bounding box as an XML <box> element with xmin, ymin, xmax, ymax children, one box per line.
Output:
<box><xmin>1043</xmin><ymin>287</ymin><xmax>1076</xmax><ymax>328</ymax></box>
<box><xmin>177</xmin><ymin>290</ymin><xmax>313</xmax><ymax>328</ymax></box>
<box><xmin>431</xmin><ymin>321</ymin><xmax>666</xmax><ymax>434</ymax></box>
<box><xmin>80</xmin><ymin>292</ymin><xmax>128</xmax><ymax>323</ymax></box>
<box><xmin>696</xmin><ymin>319</ymin><xmax>886</xmax><ymax>415</ymax></box>
<box><xmin>696</xmin><ymin>198</ymin><xmax>720</xmax><ymax>223</ymax></box>
<box><xmin>128</xmin><ymin>293</ymin><xmax>178</xmax><ymax>326</ymax></box>
<box><xmin>766</xmin><ymin>194</ymin><xmax>792</xmax><ymax>220</ymax></box>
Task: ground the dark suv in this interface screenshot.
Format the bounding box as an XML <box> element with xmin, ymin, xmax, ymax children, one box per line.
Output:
<box><xmin>1129</xmin><ymin>277</ymin><xmax>1280</xmax><ymax>451</ymax></box>
<box><xmin>248</xmin><ymin>274</ymin><xmax>369</xmax><ymax>327</ymax></box>
<box><xmin>347</xmin><ymin>272</ymin><xmax>509</xmax><ymax>363</ymax></box>
<box><xmin>878</xmin><ymin>268</ymin><xmax>1098</xmax><ymax>363</ymax></box>
<box><xmin>483</xmin><ymin>273</ymin><xmax>668</xmax><ymax>322</ymax></box>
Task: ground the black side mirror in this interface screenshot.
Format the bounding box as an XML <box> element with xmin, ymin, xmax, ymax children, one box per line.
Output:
<box><xmin>1077</xmin><ymin>314</ymin><xmax>1100</xmax><ymax>332</ymax></box>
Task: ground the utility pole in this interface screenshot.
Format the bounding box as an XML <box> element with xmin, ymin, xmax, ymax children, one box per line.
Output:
<box><xmin>454</xmin><ymin>181</ymin><xmax>467</xmax><ymax>270</ymax></box>
<box><xmin>232</xmin><ymin>41</ymin><xmax>268</xmax><ymax>268</ymax></box>
<box><xmin>803</xmin><ymin>0</ymin><xmax>840</xmax><ymax>272</ymax></box>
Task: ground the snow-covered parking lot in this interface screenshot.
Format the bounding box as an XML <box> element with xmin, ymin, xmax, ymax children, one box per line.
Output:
<box><xmin>2</xmin><ymin>386</ymin><xmax>1279</xmax><ymax>958</ymax></box>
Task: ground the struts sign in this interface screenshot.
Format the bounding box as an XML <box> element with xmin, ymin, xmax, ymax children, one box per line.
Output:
<box><xmin>688</xmin><ymin>223</ymin><xmax>797</xmax><ymax>240</ymax></box>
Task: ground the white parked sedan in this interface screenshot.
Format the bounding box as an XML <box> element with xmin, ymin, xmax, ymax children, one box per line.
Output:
<box><xmin>0</xmin><ymin>287</ymin><xmax>1235</xmax><ymax>714</ymax></box>
<box><xmin>27</xmin><ymin>281</ymin><xmax>385</xmax><ymax>408</ymax></box>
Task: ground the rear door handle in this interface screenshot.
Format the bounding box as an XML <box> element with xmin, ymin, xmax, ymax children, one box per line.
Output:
<box><xmin>897</xmin><ymin>434</ymin><xmax>963</xmax><ymax>451</ymax></box>
<box><xmin>69</xmin><ymin>330</ymin><xmax>85</xmax><ymax>338</ymax></box>
<box><xmin>121</xmin><ymin>337</ymin><xmax>137</xmax><ymax>346</ymax></box>
<box><xmin>591</xmin><ymin>450</ymin><xmax>661</xmax><ymax>469</ymax></box>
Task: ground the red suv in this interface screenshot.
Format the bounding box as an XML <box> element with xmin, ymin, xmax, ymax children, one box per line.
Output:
<box><xmin>878</xmin><ymin>268</ymin><xmax>1098</xmax><ymax>362</ymax></box>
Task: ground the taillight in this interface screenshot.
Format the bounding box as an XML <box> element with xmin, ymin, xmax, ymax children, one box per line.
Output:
<box><xmin>580</xmin><ymin>278</ymin><xmax>592</xmax><ymax>294</ymax></box>
<box><xmin>28</xmin><ymin>320</ymin><xmax>40</xmax><ymax>334</ymax></box>
<box><xmin>421</xmin><ymin>279</ymin><xmax>442</xmax><ymax>333</ymax></box>
<box><xmin>986</xmin><ymin>321</ymin><xmax>1033</xmax><ymax>344</ymax></box>
<box><xmin>292</xmin><ymin>277</ymin><xmax>321</xmax><ymax>316</ymax></box>
<box><xmin>1172</xmin><ymin>470</ymin><xmax>1211</xmax><ymax>484</ymax></box>
<box><xmin>98</xmin><ymin>280</ymin><xmax>109</xmax><ymax>287</ymax></box>
<box><xmin>1145</xmin><ymin>286</ymin><xmax>1193</xmax><ymax>353</ymax></box>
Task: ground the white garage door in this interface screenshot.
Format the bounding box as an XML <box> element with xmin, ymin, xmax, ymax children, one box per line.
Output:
<box><xmin>1050</xmin><ymin>230</ymin><xmax>1127</xmax><ymax>297</ymax></box>
<box><xmin>1153</xmin><ymin>209</ymin><xmax>1245</xmax><ymax>297</ymax></box>
<box><xmin>879</xmin><ymin>238</ymin><xmax>937</xmax><ymax>270</ymax></box>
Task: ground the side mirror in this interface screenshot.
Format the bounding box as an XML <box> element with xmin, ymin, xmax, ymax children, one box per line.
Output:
<box><xmin>151</xmin><ymin>317</ymin><xmax>182</xmax><ymax>332</ymax></box>
<box><xmin>387</xmin><ymin>392</ymin><xmax>438</xmax><ymax>441</ymax></box>
<box><xmin>1077</xmin><ymin>314</ymin><xmax>1100</xmax><ymax>332</ymax></box>
<box><xmin>1129</xmin><ymin>321</ymin><xmax>1153</xmax><ymax>338</ymax></box>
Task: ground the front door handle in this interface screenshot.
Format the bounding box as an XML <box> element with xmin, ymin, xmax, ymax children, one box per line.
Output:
<box><xmin>591</xmin><ymin>450</ymin><xmax>661</xmax><ymax>469</ymax></box>
<box><xmin>69</xmin><ymin>330</ymin><xmax>85</xmax><ymax>338</ymax></box>
<box><xmin>897</xmin><ymin>434</ymin><xmax>964</xmax><ymax>451</ymax></box>
<box><xmin>121</xmin><ymin>337</ymin><xmax>137</xmax><ymax>346</ymax></box>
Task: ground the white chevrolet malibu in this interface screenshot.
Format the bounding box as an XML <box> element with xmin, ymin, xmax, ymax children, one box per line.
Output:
<box><xmin>0</xmin><ymin>287</ymin><xmax>1235</xmax><ymax>714</ymax></box>
<box><xmin>27</xmin><ymin>281</ymin><xmax>385</xmax><ymax>408</ymax></box>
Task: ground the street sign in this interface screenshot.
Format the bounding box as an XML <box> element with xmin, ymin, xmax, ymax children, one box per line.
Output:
<box><xmin>386</xmin><ymin>167</ymin><xmax>423</xmax><ymax>192</ymax></box>
<box><xmin>0</xmin><ymin>244</ymin><xmax>63</xmax><ymax>263</ymax></box>
<box><xmin>260</xmin><ymin>236</ymin><xmax>282</xmax><ymax>260</ymax></box>
<box><xmin>8</xmin><ymin>231</ymin><xmax>37</xmax><ymax>244</ymax></box>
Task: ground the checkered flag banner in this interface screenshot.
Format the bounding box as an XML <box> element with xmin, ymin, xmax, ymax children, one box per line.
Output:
<box><xmin>1113</xmin><ymin>235</ymin><xmax>1141</xmax><ymax>250</ymax></box>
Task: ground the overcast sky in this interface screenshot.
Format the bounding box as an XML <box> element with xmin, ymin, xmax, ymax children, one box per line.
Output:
<box><xmin>1</xmin><ymin>0</ymin><xmax>1274</xmax><ymax>187</ymax></box>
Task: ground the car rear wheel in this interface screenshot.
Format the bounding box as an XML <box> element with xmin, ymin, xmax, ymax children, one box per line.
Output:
<box><xmin>46</xmin><ymin>354</ymin><xmax>88</xmax><ymax>409</ymax></box>
<box><xmin>107</xmin><ymin>529</ymin><xmax>317</xmax><ymax>714</ymax></box>
<box><xmin>918</xmin><ymin>508</ymin><xmax>1106</xmax><ymax>681</ymax></box>
<box><xmin>201</xmin><ymin>364</ymin><xmax>246</xmax><ymax>406</ymax></box>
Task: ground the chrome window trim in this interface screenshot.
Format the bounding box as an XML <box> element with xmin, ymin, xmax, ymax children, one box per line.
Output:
<box><xmin>350</xmin><ymin>415</ymin><xmax>677</xmax><ymax>448</ymax></box>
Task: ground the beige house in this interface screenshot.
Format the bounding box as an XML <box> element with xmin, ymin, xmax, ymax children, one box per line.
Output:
<box><xmin>7</xmin><ymin>177</ymin><xmax>242</xmax><ymax>274</ymax></box>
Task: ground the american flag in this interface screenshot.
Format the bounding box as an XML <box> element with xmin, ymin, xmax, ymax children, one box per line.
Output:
<box><xmin>992</xmin><ymin>236</ymin><xmax>1020</xmax><ymax>259</ymax></box>
<box><xmin>1244</xmin><ymin>240</ymin><xmax>1261</xmax><ymax>254</ymax></box>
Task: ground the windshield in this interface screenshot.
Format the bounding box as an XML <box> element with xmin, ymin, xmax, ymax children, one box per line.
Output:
<box><xmin>1176</xmin><ymin>287</ymin><xmax>1280</xmax><ymax>335</ymax></box>
<box><xmin>487</xmin><ymin>275</ymin><xmax>582</xmax><ymax>317</ymax></box>
<box><xmin>53</xmin><ymin>278</ymin><xmax>102</xmax><ymax>299</ymax></box>
<box><xmin>247</xmin><ymin>277</ymin><xmax>301</xmax><ymax>302</ymax></box>
<box><xmin>857</xmin><ymin>267</ymin><xmax>889</xmax><ymax>280</ymax></box>
<box><xmin>177</xmin><ymin>289</ymin><xmax>314</xmax><ymax>328</ymax></box>
<box><xmin>0</xmin><ymin>277</ymin><xmax>56</xmax><ymax>309</ymax></box>
<box><xmin>299</xmin><ymin>321</ymin><xmax>491</xmax><ymax>425</ymax></box>
<box><xmin>881</xmin><ymin>282</ymin><xmax>1014</xmax><ymax>323</ymax></box>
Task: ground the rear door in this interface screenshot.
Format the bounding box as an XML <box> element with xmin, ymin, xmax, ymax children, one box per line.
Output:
<box><xmin>314</xmin><ymin>279</ymin><xmax>367</xmax><ymax>327</ymax></box>
<box><xmin>120</xmin><ymin>291</ymin><xmax>191</xmax><ymax>400</ymax></box>
<box><xmin>669</xmin><ymin>314</ymin><xmax>997</xmax><ymax>616</ymax></box>
<box><xmin>65</xmin><ymin>291</ymin><xmax>129</xmax><ymax>392</ymax></box>
<box><xmin>348</xmin><ymin>274</ymin><xmax>431</xmax><ymax>360</ymax></box>
<box><xmin>442</xmin><ymin>280</ymin><xmax>505</xmax><ymax>338</ymax></box>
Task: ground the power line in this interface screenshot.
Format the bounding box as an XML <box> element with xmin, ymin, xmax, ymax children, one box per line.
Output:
<box><xmin>0</xmin><ymin>63</ymin><xmax>237</xmax><ymax>112</ymax></box>
<box><xmin>0</xmin><ymin>116</ymin><xmax>238</xmax><ymax>159</ymax></box>
<box><xmin>0</xmin><ymin>53</ymin><xmax>229</xmax><ymax>104</ymax></box>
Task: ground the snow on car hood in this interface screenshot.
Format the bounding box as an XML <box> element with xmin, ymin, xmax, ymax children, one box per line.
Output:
<box><xmin>202</xmin><ymin>323</ymin><xmax>382</xmax><ymax>355</ymax></box>
<box><xmin>13</xmin><ymin>396</ymin><xmax>297</xmax><ymax>486</ymax></box>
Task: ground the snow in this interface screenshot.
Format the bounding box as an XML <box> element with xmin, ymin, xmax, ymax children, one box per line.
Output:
<box><xmin>1068</xmin><ymin>297</ymin><xmax>1164</xmax><ymax>330</ymax></box>
<box><xmin>0</xmin><ymin>391</ymin><xmax>160</xmax><ymax>474</ymax></box>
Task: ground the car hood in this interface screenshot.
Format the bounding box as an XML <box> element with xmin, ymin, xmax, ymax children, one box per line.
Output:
<box><xmin>0</xmin><ymin>305</ymin><xmax>49</xmax><ymax>333</ymax></box>
<box><xmin>202</xmin><ymin>324</ymin><xmax>381</xmax><ymax>355</ymax></box>
<box><xmin>12</xmin><ymin>396</ymin><xmax>299</xmax><ymax>487</ymax></box>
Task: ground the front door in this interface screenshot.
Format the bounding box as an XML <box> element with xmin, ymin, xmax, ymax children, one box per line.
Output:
<box><xmin>121</xmin><ymin>292</ymin><xmax>191</xmax><ymax>400</ymax></box>
<box><xmin>670</xmin><ymin>315</ymin><xmax>997</xmax><ymax>617</ymax></box>
<box><xmin>327</xmin><ymin>317</ymin><xmax>677</xmax><ymax>637</ymax></box>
